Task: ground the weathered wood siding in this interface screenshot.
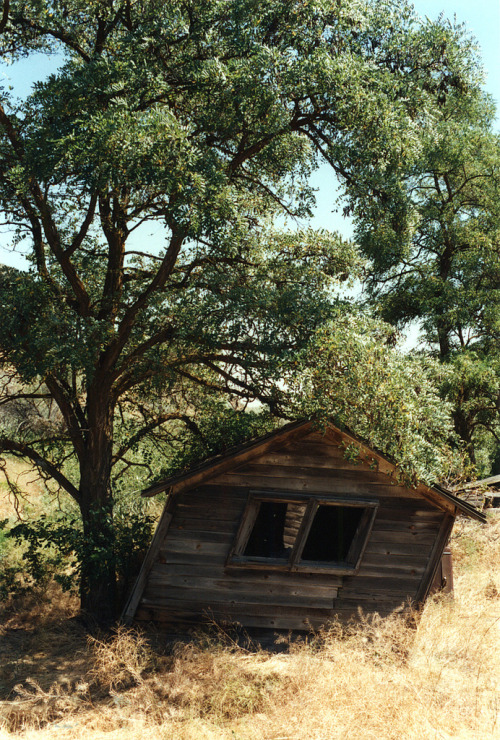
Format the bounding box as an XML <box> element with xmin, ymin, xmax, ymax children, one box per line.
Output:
<box><xmin>135</xmin><ymin>432</ymin><xmax>449</xmax><ymax>631</ymax></box>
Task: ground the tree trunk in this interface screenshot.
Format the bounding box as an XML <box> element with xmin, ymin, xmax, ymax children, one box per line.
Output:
<box><xmin>453</xmin><ymin>406</ymin><xmax>476</xmax><ymax>467</ymax></box>
<box><xmin>78</xmin><ymin>388</ymin><xmax>117</xmax><ymax>626</ymax></box>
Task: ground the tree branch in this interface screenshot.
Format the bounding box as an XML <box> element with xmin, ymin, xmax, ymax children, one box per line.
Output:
<box><xmin>112</xmin><ymin>412</ymin><xmax>202</xmax><ymax>462</ymax></box>
<box><xmin>0</xmin><ymin>437</ymin><xmax>80</xmax><ymax>504</ymax></box>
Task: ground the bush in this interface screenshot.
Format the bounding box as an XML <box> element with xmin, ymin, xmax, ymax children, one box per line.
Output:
<box><xmin>1</xmin><ymin>504</ymin><xmax>155</xmax><ymax>609</ymax></box>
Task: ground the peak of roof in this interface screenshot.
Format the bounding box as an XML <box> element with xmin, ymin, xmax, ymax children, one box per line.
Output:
<box><xmin>142</xmin><ymin>418</ymin><xmax>487</xmax><ymax>523</ymax></box>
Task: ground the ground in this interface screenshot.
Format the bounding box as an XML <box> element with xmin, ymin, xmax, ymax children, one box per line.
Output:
<box><xmin>0</xmin><ymin>483</ymin><xmax>499</xmax><ymax>739</ymax></box>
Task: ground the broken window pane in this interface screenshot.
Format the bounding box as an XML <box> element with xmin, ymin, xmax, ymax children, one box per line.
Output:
<box><xmin>301</xmin><ymin>505</ymin><xmax>364</xmax><ymax>563</ymax></box>
<box><xmin>244</xmin><ymin>501</ymin><xmax>306</xmax><ymax>559</ymax></box>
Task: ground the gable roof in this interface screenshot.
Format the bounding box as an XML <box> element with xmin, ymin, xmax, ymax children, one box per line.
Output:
<box><xmin>142</xmin><ymin>419</ymin><xmax>486</xmax><ymax>523</ymax></box>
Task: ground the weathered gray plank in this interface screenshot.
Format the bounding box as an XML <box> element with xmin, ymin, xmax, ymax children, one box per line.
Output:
<box><xmin>340</xmin><ymin>575</ymin><xmax>421</xmax><ymax>594</ymax></box>
<box><xmin>360</xmin><ymin>552</ymin><xmax>428</xmax><ymax>569</ymax></box>
<box><xmin>134</xmin><ymin>606</ymin><xmax>335</xmax><ymax>631</ymax></box>
<box><xmin>415</xmin><ymin>514</ymin><xmax>455</xmax><ymax>603</ymax></box>
<box><xmin>159</xmin><ymin>540</ymin><xmax>230</xmax><ymax>557</ymax></box>
<box><xmin>142</xmin><ymin>587</ymin><xmax>337</xmax><ymax>610</ymax></box>
<box><xmin>364</xmin><ymin>541</ymin><xmax>433</xmax><ymax>557</ymax></box>
<box><xmin>368</xmin><ymin>530</ymin><xmax>436</xmax><ymax>545</ymax></box>
<box><xmin>212</xmin><ymin>472</ymin><xmax>422</xmax><ymax>498</ymax></box>
<box><xmin>235</xmin><ymin>463</ymin><xmax>396</xmax><ymax>486</ymax></box>
<box><xmin>371</xmin><ymin>520</ymin><xmax>441</xmax><ymax>534</ymax></box>
<box><xmin>165</xmin><ymin>529</ymin><xmax>235</xmax><ymax>545</ymax></box>
<box><xmin>146</xmin><ymin>571</ymin><xmax>341</xmax><ymax>595</ymax></box>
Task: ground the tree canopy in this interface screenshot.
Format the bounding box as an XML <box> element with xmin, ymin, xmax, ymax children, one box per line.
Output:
<box><xmin>358</xmin><ymin>73</ymin><xmax>500</xmax><ymax>470</ymax></box>
<box><xmin>0</xmin><ymin>0</ymin><xmax>486</xmax><ymax>621</ymax></box>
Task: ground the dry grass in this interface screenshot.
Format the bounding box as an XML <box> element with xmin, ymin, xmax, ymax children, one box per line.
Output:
<box><xmin>0</xmin><ymin>460</ymin><xmax>46</xmax><ymax>521</ymax></box>
<box><xmin>0</xmin><ymin>512</ymin><xmax>499</xmax><ymax>740</ymax></box>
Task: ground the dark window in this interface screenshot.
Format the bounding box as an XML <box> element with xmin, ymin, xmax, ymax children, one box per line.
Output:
<box><xmin>243</xmin><ymin>501</ymin><xmax>306</xmax><ymax>559</ymax></box>
<box><xmin>301</xmin><ymin>505</ymin><xmax>364</xmax><ymax>563</ymax></box>
<box><xmin>229</xmin><ymin>493</ymin><xmax>378</xmax><ymax>574</ymax></box>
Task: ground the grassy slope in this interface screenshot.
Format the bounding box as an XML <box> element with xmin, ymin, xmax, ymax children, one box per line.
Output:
<box><xmin>0</xmin><ymin>512</ymin><xmax>499</xmax><ymax>739</ymax></box>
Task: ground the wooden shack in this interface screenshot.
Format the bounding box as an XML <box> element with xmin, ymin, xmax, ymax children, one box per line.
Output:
<box><xmin>123</xmin><ymin>420</ymin><xmax>486</xmax><ymax>632</ymax></box>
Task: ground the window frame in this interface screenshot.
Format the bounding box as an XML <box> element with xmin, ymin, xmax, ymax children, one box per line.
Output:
<box><xmin>227</xmin><ymin>490</ymin><xmax>378</xmax><ymax>575</ymax></box>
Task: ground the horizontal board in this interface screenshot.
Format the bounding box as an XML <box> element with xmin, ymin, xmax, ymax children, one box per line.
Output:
<box><xmin>146</xmin><ymin>571</ymin><xmax>341</xmax><ymax>595</ymax></box>
<box><xmin>149</xmin><ymin>561</ymin><xmax>338</xmax><ymax>582</ymax></box>
<box><xmin>178</xmin><ymin>486</ymin><xmax>245</xmax><ymax>502</ymax></box>
<box><xmin>243</xmin><ymin>451</ymin><xmax>378</xmax><ymax>473</ymax></box>
<box><xmin>360</xmin><ymin>551</ymin><xmax>429</xmax><ymax>570</ymax></box>
<box><xmin>159</xmin><ymin>540</ymin><xmax>230</xmax><ymax>557</ymax></box>
<box><xmin>368</xmin><ymin>530</ymin><xmax>436</xmax><ymax>545</ymax></box>
<box><xmin>134</xmin><ymin>606</ymin><xmax>340</xmax><ymax>631</ymax></box>
<box><xmin>138</xmin><ymin>597</ymin><xmax>338</xmax><ymax>621</ymax></box>
<box><xmin>370</xmin><ymin>520</ymin><xmax>441</xmax><ymax>534</ymax></box>
<box><xmin>142</xmin><ymin>587</ymin><xmax>337</xmax><ymax>610</ymax></box>
<box><xmin>172</xmin><ymin>503</ymin><xmax>243</xmax><ymax>521</ymax></box>
<box><xmin>211</xmin><ymin>473</ymin><xmax>422</xmax><ymax>498</ymax></box>
<box><xmin>135</xmin><ymin>597</ymin><xmax>404</xmax><ymax>631</ymax></box>
<box><xmin>155</xmin><ymin>551</ymin><xmax>228</xmax><ymax>566</ymax></box>
<box><xmin>373</xmin><ymin>499</ymin><xmax>439</xmax><ymax>514</ymax></box>
<box><xmin>364</xmin><ymin>541</ymin><xmax>433</xmax><ymax>557</ymax></box>
<box><xmin>341</xmin><ymin>575</ymin><xmax>421</xmax><ymax>595</ymax></box>
<box><xmin>165</xmin><ymin>529</ymin><xmax>234</xmax><ymax>545</ymax></box>
<box><xmin>236</xmin><ymin>463</ymin><xmax>395</xmax><ymax>486</ymax></box>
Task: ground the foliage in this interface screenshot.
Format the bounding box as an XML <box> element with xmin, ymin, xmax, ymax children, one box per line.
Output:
<box><xmin>160</xmin><ymin>397</ymin><xmax>278</xmax><ymax>479</ymax></box>
<box><xmin>351</xmin><ymin>64</ymin><xmax>500</xmax><ymax>471</ymax></box>
<box><xmin>1</xmin><ymin>504</ymin><xmax>155</xmax><ymax>604</ymax></box>
<box><xmin>291</xmin><ymin>313</ymin><xmax>456</xmax><ymax>485</ymax></box>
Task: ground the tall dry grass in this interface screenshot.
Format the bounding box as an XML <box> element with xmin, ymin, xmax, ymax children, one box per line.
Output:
<box><xmin>0</xmin><ymin>512</ymin><xmax>499</xmax><ymax>740</ymax></box>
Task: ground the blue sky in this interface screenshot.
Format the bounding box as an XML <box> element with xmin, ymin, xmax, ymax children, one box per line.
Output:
<box><xmin>0</xmin><ymin>1</ymin><xmax>498</xmax><ymax>266</ymax></box>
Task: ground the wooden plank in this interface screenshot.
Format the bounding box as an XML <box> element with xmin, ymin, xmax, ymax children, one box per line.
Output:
<box><xmin>212</xmin><ymin>473</ymin><xmax>422</xmax><ymax>498</ymax></box>
<box><xmin>172</xmin><ymin>507</ymin><xmax>242</xmax><ymax>524</ymax></box>
<box><xmin>138</xmin><ymin>598</ymin><xmax>337</xmax><ymax>621</ymax></box>
<box><xmin>160</xmin><ymin>540</ymin><xmax>230</xmax><ymax>557</ymax></box>
<box><xmin>368</xmin><ymin>530</ymin><xmax>436</xmax><ymax>545</ymax></box>
<box><xmin>243</xmin><ymin>450</ymin><xmax>375</xmax><ymax>472</ymax></box>
<box><xmin>135</xmin><ymin>600</ymin><xmax>408</xmax><ymax>629</ymax></box>
<box><xmin>235</xmin><ymin>463</ymin><xmax>395</xmax><ymax>486</ymax></box>
<box><xmin>415</xmin><ymin>514</ymin><xmax>455</xmax><ymax>603</ymax></box>
<box><xmin>154</xmin><ymin>551</ymin><xmax>228</xmax><ymax>566</ymax></box>
<box><xmin>170</xmin><ymin>516</ymin><xmax>240</xmax><ymax>534</ymax></box>
<box><xmin>180</xmin><ymin>484</ymin><xmax>248</xmax><ymax>502</ymax></box>
<box><xmin>149</xmin><ymin>562</ymin><xmax>341</xmax><ymax>585</ymax></box>
<box><xmin>142</xmin><ymin>587</ymin><xmax>337</xmax><ymax>610</ymax></box>
<box><xmin>340</xmin><ymin>575</ymin><xmax>421</xmax><ymax>595</ymax></box>
<box><xmin>121</xmin><ymin>499</ymin><xmax>174</xmax><ymax>623</ymax></box>
<box><xmin>371</xmin><ymin>520</ymin><xmax>441</xmax><ymax>534</ymax></box>
<box><xmin>174</xmin><ymin>491</ymin><xmax>245</xmax><ymax>507</ymax></box>
<box><xmin>146</xmin><ymin>572</ymin><xmax>341</xmax><ymax>595</ymax></box>
<box><xmin>148</xmin><ymin>562</ymin><xmax>225</xmax><ymax>579</ymax></box>
<box><xmin>165</xmin><ymin>529</ymin><xmax>235</xmax><ymax>545</ymax></box>
<box><xmin>364</xmin><ymin>541</ymin><xmax>433</xmax><ymax>557</ymax></box>
<box><xmin>135</xmin><ymin>596</ymin><xmax>408</xmax><ymax>631</ymax></box>
<box><xmin>374</xmin><ymin>504</ymin><xmax>441</xmax><ymax>517</ymax></box>
<box><xmin>134</xmin><ymin>606</ymin><xmax>334</xmax><ymax>631</ymax></box>
<box><xmin>360</xmin><ymin>552</ymin><xmax>429</xmax><ymax>569</ymax></box>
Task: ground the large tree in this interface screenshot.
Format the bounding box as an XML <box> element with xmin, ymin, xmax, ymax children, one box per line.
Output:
<box><xmin>0</xmin><ymin>0</ymin><xmax>480</xmax><ymax>621</ymax></box>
